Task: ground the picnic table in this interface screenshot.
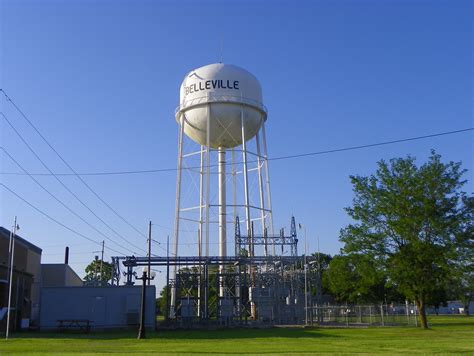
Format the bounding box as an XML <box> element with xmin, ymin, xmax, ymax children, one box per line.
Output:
<box><xmin>57</xmin><ymin>319</ymin><xmax>93</xmax><ymax>333</ymax></box>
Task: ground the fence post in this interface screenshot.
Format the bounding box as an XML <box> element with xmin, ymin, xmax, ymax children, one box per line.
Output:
<box><xmin>405</xmin><ymin>300</ymin><xmax>410</xmax><ymax>325</ymax></box>
<box><xmin>346</xmin><ymin>305</ymin><xmax>349</xmax><ymax>327</ymax></box>
<box><xmin>414</xmin><ymin>301</ymin><xmax>418</xmax><ymax>327</ymax></box>
<box><xmin>380</xmin><ymin>304</ymin><xmax>385</xmax><ymax>326</ymax></box>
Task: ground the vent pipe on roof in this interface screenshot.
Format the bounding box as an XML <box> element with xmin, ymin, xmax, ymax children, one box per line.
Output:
<box><xmin>65</xmin><ymin>246</ymin><xmax>69</xmax><ymax>265</ymax></box>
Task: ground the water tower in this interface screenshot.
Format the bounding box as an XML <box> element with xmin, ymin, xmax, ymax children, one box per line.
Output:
<box><xmin>171</xmin><ymin>63</ymin><xmax>274</xmax><ymax>316</ymax></box>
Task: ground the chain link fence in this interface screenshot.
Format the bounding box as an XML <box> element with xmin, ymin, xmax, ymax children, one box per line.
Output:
<box><xmin>310</xmin><ymin>303</ymin><xmax>419</xmax><ymax>326</ymax></box>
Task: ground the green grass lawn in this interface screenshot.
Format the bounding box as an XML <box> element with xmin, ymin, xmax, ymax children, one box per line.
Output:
<box><xmin>0</xmin><ymin>316</ymin><xmax>472</xmax><ymax>355</ymax></box>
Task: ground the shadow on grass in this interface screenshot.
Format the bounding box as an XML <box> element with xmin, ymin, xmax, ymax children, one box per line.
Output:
<box><xmin>9</xmin><ymin>327</ymin><xmax>336</xmax><ymax>341</ymax></box>
<box><xmin>155</xmin><ymin>327</ymin><xmax>335</xmax><ymax>340</ymax></box>
<box><xmin>428</xmin><ymin>315</ymin><xmax>474</xmax><ymax>328</ymax></box>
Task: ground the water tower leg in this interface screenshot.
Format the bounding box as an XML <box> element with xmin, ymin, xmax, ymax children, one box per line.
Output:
<box><xmin>205</xmin><ymin>101</ymin><xmax>211</xmax><ymax>258</ymax></box>
<box><xmin>203</xmin><ymin>104</ymin><xmax>211</xmax><ymax>320</ymax></box>
<box><xmin>231</xmin><ymin>148</ymin><xmax>237</xmax><ymax>232</ymax></box>
<box><xmin>170</xmin><ymin>113</ymin><xmax>186</xmax><ymax>319</ymax></box>
<box><xmin>218</xmin><ymin>148</ymin><xmax>227</xmax><ymax>297</ymax></box>
<box><xmin>240</xmin><ymin>110</ymin><xmax>251</xmax><ymax>236</ymax></box>
<box><xmin>255</xmin><ymin>132</ymin><xmax>267</xmax><ymax>257</ymax></box>
<box><xmin>197</xmin><ymin>145</ymin><xmax>205</xmax><ymax>318</ymax></box>
<box><xmin>261</xmin><ymin>122</ymin><xmax>275</xmax><ymax>255</ymax></box>
<box><xmin>240</xmin><ymin>106</ymin><xmax>256</xmax><ymax>319</ymax></box>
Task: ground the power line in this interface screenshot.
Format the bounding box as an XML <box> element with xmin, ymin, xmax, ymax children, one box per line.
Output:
<box><xmin>0</xmin><ymin>146</ymin><xmax>140</xmax><ymax>255</ymax></box>
<box><xmin>0</xmin><ymin>111</ymin><xmax>146</xmax><ymax>254</ymax></box>
<box><xmin>269</xmin><ymin>128</ymin><xmax>473</xmax><ymax>162</ymax></box>
<box><xmin>0</xmin><ymin>183</ymin><xmax>127</xmax><ymax>255</ymax></box>
<box><xmin>0</xmin><ymin>88</ymin><xmax>148</xmax><ymax>240</ymax></box>
<box><xmin>0</xmin><ymin>126</ymin><xmax>471</xmax><ymax>177</ymax></box>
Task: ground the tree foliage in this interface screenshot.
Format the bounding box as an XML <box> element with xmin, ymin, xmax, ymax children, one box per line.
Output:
<box><xmin>310</xmin><ymin>252</ymin><xmax>332</xmax><ymax>297</ymax></box>
<box><xmin>326</xmin><ymin>254</ymin><xmax>380</xmax><ymax>303</ymax></box>
<box><xmin>340</xmin><ymin>151</ymin><xmax>473</xmax><ymax>328</ymax></box>
<box><xmin>84</xmin><ymin>259</ymin><xmax>113</xmax><ymax>285</ymax></box>
<box><xmin>157</xmin><ymin>285</ymin><xmax>170</xmax><ymax>316</ymax></box>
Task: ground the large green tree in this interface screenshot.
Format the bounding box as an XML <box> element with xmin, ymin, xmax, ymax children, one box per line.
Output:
<box><xmin>326</xmin><ymin>254</ymin><xmax>387</xmax><ymax>303</ymax></box>
<box><xmin>447</xmin><ymin>195</ymin><xmax>474</xmax><ymax>315</ymax></box>
<box><xmin>84</xmin><ymin>259</ymin><xmax>113</xmax><ymax>285</ymax></box>
<box><xmin>340</xmin><ymin>151</ymin><xmax>473</xmax><ymax>328</ymax></box>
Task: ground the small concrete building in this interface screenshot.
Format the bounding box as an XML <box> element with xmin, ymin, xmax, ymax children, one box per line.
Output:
<box><xmin>0</xmin><ymin>226</ymin><xmax>42</xmax><ymax>331</ymax></box>
<box><xmin>41</xmin><ymin>264</ymin><xmax>83</xmax><ymax>287</ymax></box>
<box><xmin>40</xmin><ymin>286</ymin><xmax>156</xmax><ymax>330</ymax></box>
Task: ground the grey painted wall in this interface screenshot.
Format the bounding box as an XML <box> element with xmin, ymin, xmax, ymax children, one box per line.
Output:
<box><xmin>40</xmin><ymin>286</ymin><xmax>156</xmax><ymax>330</ymax></box>
<box><xmin>42</xmin><ymin>264</ymin><xmax>83</xmax><ymax>287</ymax></box>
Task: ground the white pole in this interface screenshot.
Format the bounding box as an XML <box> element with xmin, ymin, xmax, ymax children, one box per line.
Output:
<box><xmin>231</xmin><ymin>148</ymin><xmax>237</xmax><ymax>229</ymax></box>
<box><xmin>6</xmin><ymin>224</ymin><xmax>14</xmax><ymax>286</ymax></box>
<box><xmin>261</xmin><ymin>122</ymin><xmax>275</xmax><ymax>254</ymax></box>
<box><xmin>205</xmin><ymin>100</ymin><xmax>211</xmax><ymax>258</ymax></box>
<box><xmin>255</xmin><ymin>132</ymin><xmax>267</xmax><ymax>256</ymax></box>
<box><xmin>170</xmin><ymin>113</ymin><xmax>185</xmax><ymax>318</ymax></box>
<box><xmin>198</xmin><ymin>146</ymin><xmax>204</xmax><ymax>258</ymax></box>
<box><xmin>241</xmin><ymin>104</ymin><xmax>255</xmax><ymax>319</ymax></box>
<box><xmin>6</xmin><ymin>216</ymin><xmax>18</xmax><ymax>340</ymax></box>
<box><xmin>197</xmin><ymin>145</ymin><xmax>204</xmax><ymax>317</ymax></box>
<box><xmin>218</xmin><ymin>148</ymin><xmax>227</xmax><ymax>297</ymax></box>
<box><xmin>240</xmin><ymin>107</ymin><xmax>251</xmax><ymax>235</ymax></box>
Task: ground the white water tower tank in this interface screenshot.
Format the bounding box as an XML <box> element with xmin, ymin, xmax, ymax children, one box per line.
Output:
<box><xmin>175</xmin><ymin>63</ymin><xmax>267</xmax><ymax>149</ymax></box>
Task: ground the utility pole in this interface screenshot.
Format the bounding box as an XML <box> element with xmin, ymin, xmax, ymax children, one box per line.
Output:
<box><xmin>100</xmin><ymin>241</ymin><xmax>105</xmax><ymax>285</ymax></box>
<box><xmin>316</xmin><ymin>234</ymin><xmax>322</xmax><ymax>324</ymax></box>
<box><xmin>94</xmin><ymin>255</ymin><xmax>99</xmax><ymax>281</ymax></box>
<box><xmin>147</xmin><ymin>221</ymin><xmax>152</xmax><ymax>286</ymax></box>
<box><xmin>6</xmin><ymin>216</ymin><xmax>19</xmax><ymax>340</ymax></box>
<box><xmin>136</xmin><ymin>269</ymin><xmax>155</xmax><ymax>339</ymax></box>
<box><xmin>298</xmin><ymin>223</ymin><xmax>308</xmax><ymax>326</ymax></box>
<box><xmin>304</xmin><ymin>227</ymin><xmax>308</xmax><ymax>326</ymax></box>
<box><xmin>166</xmin><ymin>235</ymin><xmax>170</xmax><ymax>321</ymax></box>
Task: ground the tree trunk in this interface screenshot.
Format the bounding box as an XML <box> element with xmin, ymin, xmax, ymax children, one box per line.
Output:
<box><xmin>416</xmin><ymin>299</ymin><xmax>428</xmax><ymax>329</ymax></box>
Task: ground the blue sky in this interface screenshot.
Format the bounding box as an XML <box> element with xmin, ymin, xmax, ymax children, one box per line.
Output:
<box><xmin>1</xmin><ymin>0</ymin><xmax>472</xmax><ymax>288</ymax></box>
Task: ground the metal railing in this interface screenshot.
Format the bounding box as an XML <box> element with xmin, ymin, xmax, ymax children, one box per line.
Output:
<box><xmin>175</xmin><ymin>94</ymin><xmax>267</xmax><ymax>117</ymax></box>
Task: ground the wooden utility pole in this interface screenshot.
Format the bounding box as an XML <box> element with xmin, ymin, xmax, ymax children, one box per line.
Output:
<box><xmin>100</xmin><ymin>240</ymin><xmax>105</xmax><ymax>283</ymax></box>
<box><xmin>147</xmin><ymin>221</ymin><xmax>152</xmax><ymax>286</ymax></box>
<box><xmin>137</xmin><ymin>271</ymin><xmax>148</xmax><ymax>339</ymax></box>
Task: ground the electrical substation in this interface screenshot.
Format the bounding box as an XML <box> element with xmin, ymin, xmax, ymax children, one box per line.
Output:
<box><xmin>112</xmin><ymin>63</ymin><xmax>318</xmax><ymax>327</ymax></box>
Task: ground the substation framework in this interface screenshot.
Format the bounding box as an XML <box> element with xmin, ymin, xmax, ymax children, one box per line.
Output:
<box><xmin>115</xmin><ymin>219</ymin><xmax>317</xmax><ymax>327</ymax></box>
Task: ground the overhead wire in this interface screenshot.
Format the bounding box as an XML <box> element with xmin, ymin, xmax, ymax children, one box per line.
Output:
<box><xmin>0</xmin><ymin>146</ymin><xmax>139</xmax><ymax>255</ymax></box>
<box><xmin>0</xmin><ymin>127</ymin><xmax>471</xmax><ymax>177</ymax></box>
<box><xmin>0</xmin><ymin>182</ymin><xmax>127</xmax><ymax>255</ymax></box>
<box><xmin>0</xmin><ymin>88</ymin><xmax>148</xmax><ymax>240</ymax></box>
<box><xmin>1</xmin><ymin>89</ymin><xmax>472</xmax><ymax>257</ymax></box>
<box><xmin>0</xmin><ymin>111</ymin><xmax>146</xmax><ymax>254</ymax></box>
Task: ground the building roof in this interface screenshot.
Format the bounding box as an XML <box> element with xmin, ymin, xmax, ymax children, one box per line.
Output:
<box><xmin>42</xmin><ymin>263</ymin><xmax>83</xmax><ymax>287</ymax></box>
<box><xmin>0</xmin><ymin>226</ymin><xmax>42</xmax><ymax>254</ymax></box>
